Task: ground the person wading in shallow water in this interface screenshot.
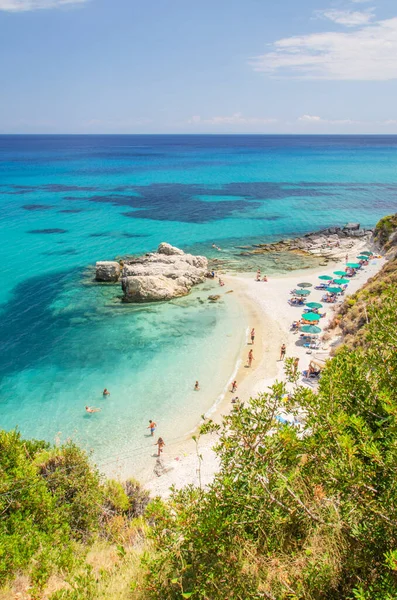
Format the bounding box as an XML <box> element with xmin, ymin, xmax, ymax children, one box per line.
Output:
<box><xmin>147</xmin><ymin>420</ymin><xmax>157</xmax><ymax>436</ymax></box>
<box><xmin>247</xmin><ymin>349</ymin><xmax>254</xmax><ymax>368</ymax></box>
<box><xmin>155</xmin><ymin>437</ymin><xmax>165</xmax><ymax>456</ymax></box>
<box><xmin>194</xmin><ymin>381</ymin><xmax>200</xmax><ymax>391</ymax></box>
<box><xmin>250</xmin><ymin>328</ymin><xmax>255</xmax><ymax>345</ymax></box>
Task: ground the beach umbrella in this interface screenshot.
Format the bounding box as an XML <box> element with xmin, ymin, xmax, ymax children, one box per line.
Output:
<box><xmin>291</xmin><ymin>289</ymin><xmax>311</xmax><ymax>296</ymax></box>
<box><xmin>306</xmin><ymin>302</ymin><xmax>323</xmax><ymax>309</ymax></box>
<box><xmin>333</xmin><ymin>271</ymin><xmax>347</xmax><ymax>276</ymax></box>
<box><xmin>361</xmin><ymin>251</ymin><xmax>373</xmax><ymax>256</ymax></box>
<box><xmin>347</xmin><ymin>262</ymin><xmax>361</xmax><ymax>269</ymax></box>
<box><xmin>357</xmin><ymin>255</ymin><xmax>368</xmax><ymax>260</ymax></box>
<box><xmin>297</xmin><ymin>282</ymin><xmax>312</xmax><ymax>288</ymax></box>
<box><xmin>333</xmin><ymin>278</ymin><xmax>349</xmax><ymax>285</ymax></box>
<box><xmin>318</xmin><ymin>275</ymin><xmax>333</xmax><ymax>280</ymax></box>
<box><xmin>302</xmin><ymin>312</ymin><xmax>321</xmax><ymax>321</ymax></box>
<box><xmin>326</xmin><ymin>286</ymin><xmax>343</xmax><ymax>294</ymax></box>
<box><xmin>300</xmin><ymin>325</ymin><xmax>322</xmax><ymax>335</ymax></box>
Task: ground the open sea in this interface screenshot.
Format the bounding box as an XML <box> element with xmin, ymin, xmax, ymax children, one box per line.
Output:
<box><xmin>1</xmin><ymin>134</ymin><xmax>397</xmax><ymax>478</ymax></box>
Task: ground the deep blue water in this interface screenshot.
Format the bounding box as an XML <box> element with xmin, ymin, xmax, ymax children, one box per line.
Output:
<box><xmin>1</xmin><ymin>134</ymin><xmax>397</xmax><ymax>476</ymax></box>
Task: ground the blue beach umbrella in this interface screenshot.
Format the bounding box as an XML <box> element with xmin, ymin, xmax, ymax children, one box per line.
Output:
<box><xmin>357</xmin><ymin>256</ymin><xmax>368</xmax><ymax>260</ymax></box>
<box><xmin>305</xmin><ymin>302</ymin><xmax>323</xmax><ymax>309</ymax></box>
<box><xmin>333</xmin><ymin>278</ymin><xmax>349</xmax><ymax>285</ymax></box>
<box><xmin>300</xmin><ymin>325</ymin><xmax>322</xmax><ymax>334</ymax></box>
<box><xmin>347</xmin><ymin>263</ymin><xmax>361</xmax><ymax>269</ymax></box>
<box><xmin>301</xmin><ymin>312</ymin><xmax>321</xmax><ymax>321</ymax></box>
<box><xmin>333</xmin><ymin>271</ymin><xmax>347</xmax><ymax>276</ymax></box>
<box><xmin>318</xmin><ymin>275</ymin><xmax>333</xmax><ymax>280</ymax></box>
<box><xmin>360</xmin><ymin>251</ymin><xmax>373</xmax><ymax>256</ymax></box>
<box><xmin>326</xmin><ymin>286</ymin><xmax>343</xmax><ymax>294</ymax></box>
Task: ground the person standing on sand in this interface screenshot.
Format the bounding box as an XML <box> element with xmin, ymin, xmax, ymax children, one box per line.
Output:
<box><xmin>148</xmin><ymin>420</ymin><xmax>157</xmax><ymax>436</ymax></box>
<box><xmin>250</xmin><ymin>328</ymin><xmax>255</xmax><ymax>345</ymax></box>
<box><xmin>345</xmin><ymin>254</ymin><xmax>348</xmax><ymax>262</ymax></box>
<box><xmin>155</xmin><ymin>437</ymin><xmax>165</xmax><ymax>457</ymax></box>
<box><xmin>231</xmin><ymin>380</ymin><xmax>237</xmax><ymax>393</ymax></box>
<box><xmin>280</xmin><ymin>344</ymin><xmax>286</xmax><ymax>361</ymax></box>
<box><xmin>248</xmin><ymin>349</ymin><xmax>254</xmax><ymax>368</ymax></box>
<box><xmin>293</xmin><ymin>358</ymin><xmax>299</xmax><ymax>375</ymax></box>
<box><xmin>194</xmin><ymin>381</ymin><xmax>200</xmax><ymax>391</ymax></box>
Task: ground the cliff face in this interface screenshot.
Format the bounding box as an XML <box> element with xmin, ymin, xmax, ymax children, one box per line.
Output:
<box><xmin>373</xmin><ymin>213</ymin><xmax>397</xmax><ymax>257</ymax></box>
<box><xmin>330</xmin><ymin>213</ymin><xmax>397</xmax><ymax>350</ymax></box>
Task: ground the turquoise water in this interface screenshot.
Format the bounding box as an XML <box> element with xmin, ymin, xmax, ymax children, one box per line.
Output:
<box><xmin>1</xmin><ymin>135</ymin><xmax>397</xmax><ymax>475</ymax></box>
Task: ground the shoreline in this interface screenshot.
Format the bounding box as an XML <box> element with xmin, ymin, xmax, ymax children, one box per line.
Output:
<box><xmin>105</xmin><ymin>238</ymin><xmax>385</xmax><ymax>498</ymax></box>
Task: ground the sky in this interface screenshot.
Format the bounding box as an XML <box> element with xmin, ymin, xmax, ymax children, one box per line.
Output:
<box><xmin>1</xmin><ymin>0</ymin><xmax>397</xmax><ymax>133</ymax></box>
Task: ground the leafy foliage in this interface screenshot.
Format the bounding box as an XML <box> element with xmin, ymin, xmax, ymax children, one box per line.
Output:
<box><xmin>143</xmin><ymin>289</ymin><xmax>397</xmax><ymax>599</ymax></box>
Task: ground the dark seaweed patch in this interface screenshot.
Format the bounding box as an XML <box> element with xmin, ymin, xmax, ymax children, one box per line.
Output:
<box><xmin>42</xmin><ymin>249</ymin><xmax>79</xmax><ymax>256</ymax></box>
<box><xmin>58</xmin><ymin>209</ymin><xmax>85</xmax><ymax>213</ymax></box>
<box><xmin>22</xmin><ymin>204</ymin><xmax>54</xmax><ymax>211</ymax></box>
<box><xmin>27</xmin><ymin>228</ymin><xmax>68</xmax><ymax>234</ymax></box>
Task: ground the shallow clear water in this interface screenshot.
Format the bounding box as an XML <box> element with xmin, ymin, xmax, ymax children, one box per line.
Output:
<box><xmin>1</xmin><ymin>134</ymin><xmax>397</xmax><ymax>475</ymax></box>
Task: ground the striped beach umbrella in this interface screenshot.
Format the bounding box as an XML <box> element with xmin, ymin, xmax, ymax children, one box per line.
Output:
<box><xmin>291</xmin><ymin>289</ymin><xmax>311</xmax><ymax>296</ymax></box>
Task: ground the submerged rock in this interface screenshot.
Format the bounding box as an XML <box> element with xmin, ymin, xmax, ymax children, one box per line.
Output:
<box><xmin>95</xmin><ymin>261</ymin><xmax>121</xmax><ymax>282</ymax></box>
<box><xmin>121</xmin><ymin>243</ymin><xmax>208</xmax><ymax>302</ymax></box>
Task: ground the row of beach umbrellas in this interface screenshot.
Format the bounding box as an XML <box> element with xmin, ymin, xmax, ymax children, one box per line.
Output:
<box><xmin>291</xmin><ymin>251</ymin><xmax>373</xmax><ymax>337</ymax></box>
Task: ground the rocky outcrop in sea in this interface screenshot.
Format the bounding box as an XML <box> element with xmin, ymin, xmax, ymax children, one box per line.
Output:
<box><xmin>239</xmin><ymin>224</ymin><xmax>373</xmax><ymax>263</ymax></box>
<box><xmin>95</xmin><ymin>242</ymin><xmax>208</xmax><ymax>303</ymax></box>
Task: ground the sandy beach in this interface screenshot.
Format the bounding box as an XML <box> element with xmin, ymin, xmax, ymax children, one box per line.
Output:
<box><xmin>134</xmin><ymin>242</ymin><xmax>385</xmax><ymax>498</ymax></box>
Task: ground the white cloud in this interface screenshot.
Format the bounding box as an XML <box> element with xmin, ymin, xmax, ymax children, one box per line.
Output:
<box><xmin>318</xmin><ymin>8</ymin><xmax>375</xmax><ymax>27</ymax></box>
<box><xmin>252</xmin><ymin>16</ymin><xmax>397</xmax><ymax>80</ymax></box>
<box><xmin>0</xmin><ymin>0</ymin><xmax>87</xmax><ymax>12</ymax></box>
<box><xmin>188</xmin><ymin>113</ymin><xmax>277</xmax><ymax>126</ymax></box>
<box><xmin>298</xmin><ymin>114</ymin><xmax>356</xmax><ymax>125</ymax></box>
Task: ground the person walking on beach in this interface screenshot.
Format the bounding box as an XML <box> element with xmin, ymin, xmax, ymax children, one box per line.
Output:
<box><xmin>345</xmin><ymin>254</ymin><xmax>348</xmax><ymax>263</ymax></box>
<box><xmin>231</xmin><ymin>380</ymin><xmax>237</xmax><ymax>393</ymax></box>
<box><xmin>147</xmin><ymin>420</ymin><xmax>157</xmax><ymax>436</ymax></box>
<box><xmin>250</xmin><ymin>328</ymin><xmax>255</xmax><ymax>345</ymax></box>
<box><xmin>293</xmin><ymin>358</ymin><xmax>299</xmax><ymax>375</ymax></box>
<box><xmin>280</xmin><ymin>343</ymin><xmax>286</xmax><ymax>361</ymax></box>
<box><xmin>247</xmin><ymin>349</ymin><xmax>254</xmax><ymax>368</ymax></box>
<box><xmin>155</xmin><ymin>437</ymin><xmax>165</xmax><ymax>457</ymax></box>
<box><xmin>194</xmin><ymin>381</ymin><xmax>200</xmax><ymax>391</ymax></box>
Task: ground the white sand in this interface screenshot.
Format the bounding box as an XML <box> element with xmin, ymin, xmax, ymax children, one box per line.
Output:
<box><xmin>139</xmin><ymin>245</ymin><xmax>385</xmax><ymax>498</ymax></box>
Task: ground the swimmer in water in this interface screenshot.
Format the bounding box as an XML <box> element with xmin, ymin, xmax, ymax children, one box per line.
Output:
<box><xmin>85</xmin><ymin>406</ymin><xmax>101</xmax><ymax>413</ymax></box>
<box><xmin>103</xmin><ymin>388</ymin><xmax>110</xmax><ymax>396</ymax></box>
<box><xmin>194</xmin><ymin>381</ymin><xmax>200</xmax><ymax>391</ymax></box>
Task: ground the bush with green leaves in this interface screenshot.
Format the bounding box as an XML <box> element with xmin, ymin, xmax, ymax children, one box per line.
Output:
<box><xmin>143</xmin><ymin>289</ymin><xmax>397</xmax><ymax>599</ymax></box>
<box><xmin>0</xmin><ymin>434</ymin><xmax>103</xmax><ymax>587</ymax></box>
